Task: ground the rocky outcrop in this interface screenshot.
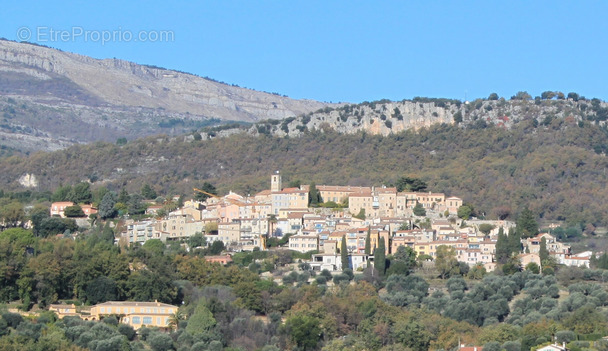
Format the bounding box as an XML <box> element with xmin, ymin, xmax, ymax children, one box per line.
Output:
<box><xmin>199</xmin><ymin>97</ymin><xmax>608</xmax><ymax>139</ymax></box>
<box><xmin>18</xmin><ymin>173</ymin><xmax>38</xmax><ymax>188</ymax></box>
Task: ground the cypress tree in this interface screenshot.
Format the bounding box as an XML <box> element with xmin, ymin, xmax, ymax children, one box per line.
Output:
<box><xmin>507</xmin><ymin>227</ymin><xmax>522</xmax><ymax>255</ymax></box>
<box><xmin>309</xmin><ymin>183</ymin><xmax>321</xmax><ymax>206</ymax></box>
<box><xmin>375</xmin><ymin>236</ymin><xmax>386</xmax><ymax>276</ymax></box>
<box><xmin>539</xmin><ymin>237</ymin><xmax>549</xmax><ymax>262</ymax></box>
<box><xmin>364</xmin><ymin>227</ymin><xmax>371</xmax><ymax>255</ymax></box>
<box><xmin>340</xmin><ymin>235</ymin><xmax>349</xmax><ymax>271</ymax></box>
<box><xmin>495</xmin><ymin>227</ymin><xmax>510</xmax><ymax>264</ymax></box>
<box><xmin>516</xmin><ymin>207</ymin><xmax>539</xmax><ymax>238</ymax></box>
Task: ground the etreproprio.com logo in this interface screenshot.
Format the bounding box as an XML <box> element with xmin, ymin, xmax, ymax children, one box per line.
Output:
<box><xmin>16</xmin><ymin>26</ymin><xmax>174</xmax><ymax>45</ymax></box>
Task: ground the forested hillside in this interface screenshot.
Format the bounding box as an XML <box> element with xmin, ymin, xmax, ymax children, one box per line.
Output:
<box><xmin>2</xmin><ymin>113</ymin><xmax>608</xmax><ymax>226</ymax></box>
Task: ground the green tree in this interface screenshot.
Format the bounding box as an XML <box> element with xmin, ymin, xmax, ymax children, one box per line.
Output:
<box><xmin>117</xmin><ymin>189</ymin><xmax>130</xmax><ymax>204</ymax></box>
<box><xmin>364</xmin><ymin>227</ymin><xmax>371</xmax><ymax>255</ymax></box>
<box><xmin>413</xmin><ymin>202</ymin><xmax>426</xmax><ymax>216</ymax></box>
<box><xmin>516</xmin><ymin>207</ymin><xmax>538</xmax><ymax>238</ymax></box>
<box><xmin>457</xmin><ymin>205</ymin><xmax>473</xmax><ymax>220</ymax></box>
<box><xmin>52</xmin><ymin>185</ymin><xmax>72</xmax><ymax>202</ymax></box>
<box><xmin>85</xmin><ymin>276</ymin><xmax>118</xmax><ymax>304</ymax></box>
<box><xmin>435</xmin><ymin>245</ymin><xmax>460</xmax><ymax>279</ymax></box>
<box><xmin>209</xmin><ymin>240</ymin><xmax>225</xmax><ymax>255</ymax></box>
<box><xmin>284</xmin><ymin>314</ymin><xmax>321</xmax><ymax>351</ymax></box>
<box><xmin>63</xmin><ymin>205</ymin><xmax>85</xmax><ymax>218</ymax></box>
<box><xmin>140</xmin><ymin>184</ymin><xmax>157</xmax><ymax>200</ymax></box>
<box><xmin>488</xmin><ymin>93</ymin><xmax>499</xmax><ymax>100</ymax></box>
<box><xmin>149</xmin><ymin>333</ymin><xmax>174</xmax><ymax>351</ymax></box>
<box><xmin>67</xmin><ymin>182</ymin><xmax>92</xmax><ymax>204</ymax></box>
<box><xmin>387</xmin><ymin>246</ymin><xmax>417</xmax><ymax>276</ymax></box>
<box><xmin>567</xmin><ymin>92</ymin><xmax>580</xmax><ymax>101</ymax></box>
<box><xmin>189</xmin><ymin>232</ymin><xmax>206</xmax><ymax>249</ymax></box>
<box><xmin>308</xmin><ymin>182</ymin><xmax>321</xmax><ymax>206</ymax></box>
<box><xmin>37</xmin><ymin>217</ymin><xmax>78</xmax><ymax>238</ymax></box>
<box><xmin>468</xmin><ymin>263</ymin><xmax>487</xmax><ymax>279</ymax></box>
<box><xmin>0</xmin><ymin>202</ymin><xmax>26</xmax><ymax>228</ymax></box>
<box><xmin>541</xmin><ymin>91</ymin><xmax>556</xmax><ymax>100</ymax></box>
<box><xmin>127</xmin><ymin>194</ymin><xmax>146</xmax><ymax>215</ymax></box>
<box><xmin>539</xmin><ymin>237</ymin><xmax>549</xmax><ymax>263</ymax></box>
<box><xmin>525</xmin><ymin>262</ymin><xmax>540</xmax><ymax>274</ymax></box>
<box><xmin>195</xmin><ymin>182</ymin><xmax>217</xmax><ymax>201</ymax></box>
<box><xmin>502</xmin><ymin>255</ymin><xmax>522</xmax><ymax>275</ymax></box>
<box><xmin>392</xmin><ymin>246</ymin><xmax>417</xmax><ymax>272</ymax></box>
<box><xmin>478</xmin><ymin>223</ymin><xmax>495</xmax><ymax>236</ymax></box>
<box><xmin>340</xmin><ymin>235</ymin><xmax>349</xmax><ymax>270</ymax></box>
<box><xmin>393</xmin><ymin>319</ymin><xmax>432</xmax><ymax>351</ymax></box>
<box><xmin>395</xmin><ymin>177</ymin><xmax>428</xmax><ymax>192</ymax></box>
<box><xmin>507</xmin><ymin>227</ymin><xmax>522</xmax><ymax>255</ymax></box>
<box><xmin>142</xmin><ymin>239</ymin><xmax>165</xmax><ymax>256</ymax></box>
<box><xmin>495</xmin><ymin>227</ymin><xmax>510</xmax><ymax>264</ymax></box>
<box><xmin>374</xmin><ymin>236</ymin><xmax>386</xmax><ymax>276</ymax></box>
<box><xmin>453</xmin><ymin>111</ymin><xmax>463</xmax><ymax>124</ymax></box>
<box><xmin>98</xmin><ymin>192</ymin><xmax>117</xmax><ymax>219</ymax></box>
<box><xmin>186</xmin><ymin>301</ymin><xmax>216</xmax><ymax>336</ymax></box>
<box><xmin>512</xmin><ymin>91</ymin><xmax>532</xmax><ymax>100</ymax></box>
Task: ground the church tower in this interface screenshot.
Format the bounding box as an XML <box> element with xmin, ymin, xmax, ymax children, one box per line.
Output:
<box><xmin>271</xmin><ymin>171</ymin><xmax>282</xmax><ymax>192</ymax></box>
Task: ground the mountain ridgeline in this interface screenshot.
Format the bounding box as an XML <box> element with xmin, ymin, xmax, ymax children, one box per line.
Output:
<box><xmin>0</xmin><ymin>39</ymin><xmax>331</xmax><ymax>151</ymax></box>
<box><xmin>199</xmin><ymin>94</ymin><xmax>608</xmax><ymax>139</ymax></box>
<box><xmin>3</xmin><ymin>95</ymin><xmax>608</xmax><ymax>227</ymax></box>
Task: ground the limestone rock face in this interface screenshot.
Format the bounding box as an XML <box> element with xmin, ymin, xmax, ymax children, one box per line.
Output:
<box><xmin>18</xmin><ymin>173</ymin><xmax>38</xmax><ymax>188</ymax></box>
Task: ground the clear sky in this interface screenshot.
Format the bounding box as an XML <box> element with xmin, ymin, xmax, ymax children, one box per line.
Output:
<box><xmin>1</xmin><ymin>1</ymin><xmax>607</xmax><ymax>103</ymax></box>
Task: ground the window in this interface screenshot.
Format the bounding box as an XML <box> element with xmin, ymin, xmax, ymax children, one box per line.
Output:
<box><xmin>143</xmin><ymin>317</ymin><xmax>152</xmax><ymax>324</ymax></box>
<box><xmin>132</xmin><ymin>317</ymin><xmax>141</xmax><ymax>324</ymax></box>
<box><xmin>100</xmin><ymin>307</ymin><xmax>105</xmax><ymax>313</ymax></box>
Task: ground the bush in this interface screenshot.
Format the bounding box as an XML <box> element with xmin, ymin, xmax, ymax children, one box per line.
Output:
<box><xmin>315</xmin><ymin>276</ymin><xmax>327</xmax><ymax>285</ymax></box>
<box><xmin>118</xmin><ymin>323</ymin><xmax>136</xmax><ymax>341</ymax></box>
<box><xmin>2</xmin><ymin>312</ymin><xmax>23</xmax><ymax>328</ymax></box>
<box><xmin>148</xmin><ymin>332</ymin><xmax>174</xmax><ymax>351</ymax></box>
<box><xmin>556</xmin><ymin>330</ymin><xmax>576</xmax><ymax>344</ymax></box>
<box><xmin>483</xmin><ymin>342</ymin><xmax>501</xmax><ymax>351</ymax></box>
<box><xmin>102</xmin><ymin>316</ymin><xmax>118</xmax><ymax>326</ymax></box>
<box><xmin>333</xmin><ymin>274</ymin><xmax>350</xmax><ymax>284</ymax></box>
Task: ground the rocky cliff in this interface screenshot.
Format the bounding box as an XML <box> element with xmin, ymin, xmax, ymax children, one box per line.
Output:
<box><xmin>198</xmin><ymin>96</ymin><xmax>608</xmax><ymax>140</ymax></box>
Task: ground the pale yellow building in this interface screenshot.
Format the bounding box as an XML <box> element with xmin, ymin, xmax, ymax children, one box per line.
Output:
<box><xmin>49</xmin><ymin>304</ymin><xmax>78</xmax><ymax>319</ymax></box>
<box><xmin>288</xmin><ymin>233</ymin><xmax>319</xmax><ymax>253</ymax></box>
<box><xmin>88</xmin><ymin>301</ymin><xmax>178</xmax><ymax>329</ymax></box>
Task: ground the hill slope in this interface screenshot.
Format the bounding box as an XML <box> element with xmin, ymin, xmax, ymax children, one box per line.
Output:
<box><xmin>3</xmin><ymin>99</ymin><xmax>608</xmax><ymax>226</ymax></box>
<box><xmin>0</xmin><ymin>40</ymin><xmax>331</xmax><ymax>150</ymax></box>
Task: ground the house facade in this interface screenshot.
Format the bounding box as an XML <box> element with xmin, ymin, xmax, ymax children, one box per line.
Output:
<box><xmin>88</xmin><ymin>301</ymin><xmax>178</xmax><ymax>330</ymax></box>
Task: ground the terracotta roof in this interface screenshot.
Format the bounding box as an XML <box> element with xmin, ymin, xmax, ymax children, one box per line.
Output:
<box><xmin>94</xmin><ymin>301</ymin><xmax>177</xmax><ymax>308</ymax></box>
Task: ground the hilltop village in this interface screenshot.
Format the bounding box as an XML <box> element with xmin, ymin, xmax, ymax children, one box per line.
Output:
<box><xmin>50</xmin><ymin>172</ymin><xmax>589</xmax><ymax>273</ymax></box>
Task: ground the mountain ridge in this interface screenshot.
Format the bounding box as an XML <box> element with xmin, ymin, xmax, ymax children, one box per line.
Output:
<box><xmin>0</xmin><ymin>39</ymin><xmax>332</xmax><ymax>150</ymax></box>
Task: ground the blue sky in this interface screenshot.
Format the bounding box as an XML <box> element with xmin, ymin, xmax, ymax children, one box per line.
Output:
<box><xmin>1</xmin><ymin>1</ymin><xmax>607</xmax><ymax>103</ymax></box>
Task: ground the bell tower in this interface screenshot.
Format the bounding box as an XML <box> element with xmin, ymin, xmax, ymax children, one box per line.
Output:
<box><xmin>271</xmin><ymin>171</ymin><xmax>282</xmax><ymax>192</ymax></box>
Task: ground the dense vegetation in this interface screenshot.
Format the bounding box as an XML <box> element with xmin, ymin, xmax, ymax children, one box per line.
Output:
<box><xmin>2</xmin><ymin>115</ymin><xmax>608</xmax><ymax>227</ymax></box>
<box><xmin>4</xmin><ymin>219</ymin><xmax>608</xmax><ymax>350</ymax></box>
